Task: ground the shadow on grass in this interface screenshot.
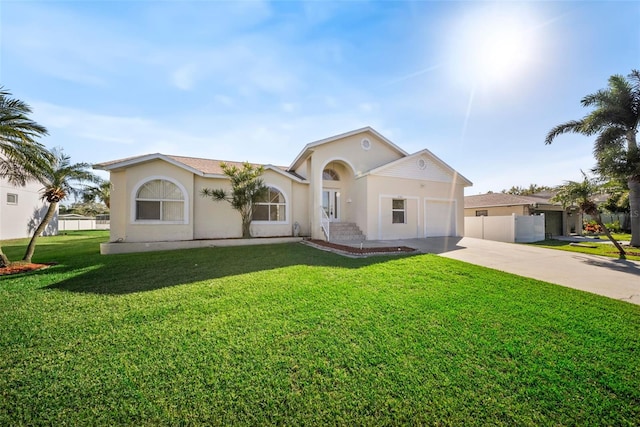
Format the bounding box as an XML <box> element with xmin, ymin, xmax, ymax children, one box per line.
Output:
<box><xmin>44</xmin><ymin>242</ymin><xmax>421</xmax><ymax>295</ymax></box>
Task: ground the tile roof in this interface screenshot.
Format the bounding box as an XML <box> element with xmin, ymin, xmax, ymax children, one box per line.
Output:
<box><xmin>95</xmin><ymin>153</ymin><xmax>291</xmax><ymax>177</ymax></box>
<box><xmin>164</xmin><ymin>155</ymin><xmax>287</xmax><ymax>175</ymax></box>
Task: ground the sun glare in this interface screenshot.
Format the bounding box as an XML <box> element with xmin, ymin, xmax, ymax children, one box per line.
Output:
<box><xmin>446</xmin><ymin>6</ymin><xmax>541</xmax><ymax>89</ymax></box>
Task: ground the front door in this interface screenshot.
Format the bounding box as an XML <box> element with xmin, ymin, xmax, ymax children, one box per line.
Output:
<box><xmin>322</xmin><ymin>190</ymin><xmax>340</xmax><ymax>222</ymax></box>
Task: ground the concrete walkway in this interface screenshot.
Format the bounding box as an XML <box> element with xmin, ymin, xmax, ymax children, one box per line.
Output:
<box><xmin>334</xmin><ymin>237</ymin><xmax>640</xmax><ymax>305</ymax></box>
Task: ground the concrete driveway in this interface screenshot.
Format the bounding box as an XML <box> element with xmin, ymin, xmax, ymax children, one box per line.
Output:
<box><xmin>349</xmin><ymin>237</ymin><xmax>640</xmax><ymax>305</ymax></box>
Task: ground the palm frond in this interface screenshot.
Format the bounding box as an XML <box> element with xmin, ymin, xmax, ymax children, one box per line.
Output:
<box><xmin>544</xmin><ymin>120</ymin><xmax>586</xmax><ymax>144</ymax></box>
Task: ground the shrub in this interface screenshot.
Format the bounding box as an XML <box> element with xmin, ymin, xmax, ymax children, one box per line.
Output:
<box><xmin>604</xmin><ymin>220</ymin><xmax>622</xmax><ymax>233</ymax></box>
<box><xmin>583</xmin><ymin>220</ymin><xmax>602</xmax><ymax>234</ymax></box>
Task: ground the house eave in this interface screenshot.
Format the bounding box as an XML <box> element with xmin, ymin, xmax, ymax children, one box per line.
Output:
<box><xmin>93</xmin><ymin>153</ymin><xmax>205</xmax><ymax>176</ymax></box>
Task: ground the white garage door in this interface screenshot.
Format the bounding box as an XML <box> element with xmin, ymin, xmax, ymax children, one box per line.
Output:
<box><xmin>425</xmin><ymin>200</ymin><xmax>456</xmax><ymax>237</ymax></box>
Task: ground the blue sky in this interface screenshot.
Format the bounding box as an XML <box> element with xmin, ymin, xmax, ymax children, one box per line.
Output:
<box><xmin>1</xmin><ymin>0</ymin><xmax>638</xmax><ymax>194</ymax></box>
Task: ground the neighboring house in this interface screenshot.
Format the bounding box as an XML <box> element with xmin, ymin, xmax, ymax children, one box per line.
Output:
<box><xmin>94</xmin><ymin>127</ymin><xmax>472</xmax><ymax>244</ymax></box>
<box><xmin>0</xmin><ymin>178</ymin><xmax>57</xmax><ymax>240</ymax></box>
<box><xmin>464</xmin><ymin>192</ymin><xmax>582</xmax><ymax>237</ymax></box>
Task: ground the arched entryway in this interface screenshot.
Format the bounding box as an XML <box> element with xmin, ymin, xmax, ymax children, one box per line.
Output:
<box><xmin>322</xmin><ymin>167</ymin><xmax>341</xmax><ymax>222</ymax></box>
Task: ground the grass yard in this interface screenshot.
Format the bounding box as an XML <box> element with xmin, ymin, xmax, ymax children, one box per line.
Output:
<box><xmin>1</xmin><ymin>231</ymin><xmax>639</xmax><ymax>425</ymax></box>
<box><xmin>530</xmin><ymin>239</ymin><xmax>640</xmax><ymax>261</ymax></box>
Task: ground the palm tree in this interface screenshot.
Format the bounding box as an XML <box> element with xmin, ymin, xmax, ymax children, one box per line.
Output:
<box><xmin>22</xmin><ymin>148</ymin><xmax>99</xmax><ymax>263</ymax></box>
<box><xmin>201</xmin><ymin>162</ymin><xmax>267</xmax><ymax>238</ymax></box>
<box><xmin>552</xmin><ymin>172</ymin><xmax>626</xmax><ymax>258</ymax></box>
<box><xmin>545</xmin><ymin>70</ymin><xmax>640</xmax><ymax>247</ymax></box>
<box><xmin>0</xmin><ymin>87</ymin><xmax>51</xmax><ymax>267</ymax></box>
<box><xmin>82</xmin><ymin>179</ymin><xmax>111</xmax><ymax>208</ymax></box>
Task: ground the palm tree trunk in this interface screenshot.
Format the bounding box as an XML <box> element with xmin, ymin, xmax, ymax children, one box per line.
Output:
<box><xmin>629</xmin><ymin>178</ymin><xmax>640</xmax><ymax>248</ymax></box>
<box><xmin>0</xmin><ymin>245</ymin><xmax>10</xmax><ymax>268</ymax></box>
<box><xmin>626</xmin><ymin>130</ymin><xmax>640</xmax><ymax>248</ymax></box>
<box><xmin>22</xmin><ymin>202</ymin><xmax>57</xmax><ymax>263</ymax></box>
<box><xmin>594</xmin><ymin>215</ymin><xmax>626</xmax><ymax>258</ymax></box>
<box><xmin>241</xmin><ymin>217</ymin><xmax>251</xmax><ymax>238</ymax></box>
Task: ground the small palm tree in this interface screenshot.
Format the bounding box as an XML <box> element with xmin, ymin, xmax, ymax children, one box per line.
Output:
<box><xmin>201</xmin><ymin>162</ymin><xmax>267</xmax><ymax>238</ymax></box>
<box><xmin>545</xmin><ymin>70</ymin><xmax>640</xmax><ymax>247</ymax></box>
<box><xmin>552</xmin><ymin>172</ymin><xmax>626</xmax><ymax>258</ymax></box>
<box><xmin>22</xmin><ymin>148</ymin><xmax>100</xmax><ymax>263</ymax></box>
<box><xmin>0</xmin><ymin>87</ymin><xmax>51</xmax><ymax>267</ymax></box>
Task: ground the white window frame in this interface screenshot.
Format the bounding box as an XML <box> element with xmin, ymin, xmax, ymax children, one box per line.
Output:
<box><xmin>6</xmin><ymin>193</ymin><xmax>18</xmax><ymax>205</ymax></box>
<box><xmin>130</xmin><ymin>176</ymin><xmax>189</xmax><ymax>224</ymax></box>
<box><xmin>252</xmin><ymin>185</ymin><xmax>289</xmax><ymax>224</ymax></box>
<box><xmin>322</xmin><ymin>168</ymin><xmax>340</xmax><ymax>181</ymax></box>
<box><xmin>392</xmin><ymin>199</ymin><xmax>406</xmax><ymax>224</ymax></box>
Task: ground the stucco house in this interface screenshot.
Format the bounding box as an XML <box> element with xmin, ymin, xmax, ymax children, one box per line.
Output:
<box><xmin>464</xmin><ymin>192</ymin><xmax>582</xmax><ymax>237</ymax></box>
<box><xmin>94</xmin><ymin>127</ymin><xmax>471</xmax><ymax>247</ymax></box>
<box><xmin>0</xmin><ymin>178</ymin><xmax>57</xmax><ymax>240</ymax></box>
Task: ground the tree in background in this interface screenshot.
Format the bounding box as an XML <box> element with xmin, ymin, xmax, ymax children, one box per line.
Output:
<box><xmin>0</xmin><ymin>87</ymin><xmax>51</xmax><ymax>267</ymax></box>
<box><xmin>545</xmin><ymin>70</ymin><xmax>640</xmax><ymax>247</ymax></box>
<box><xmin>552</xmin><ymin>172</ymin><xmax>626</xmax><ymax>258</ymax></box>
<box><xmin>201</xmin><ymin>162</ymin><xmax>267</xmax><ymax>238</ymax></box>
<box><xmin>600</xmin><ymin>179</ymin><xmax>630</xmax><ymax>231</ymax></box>
<box><xmin>502</xmin><ymin>184</ymin><xmax>555</xmax><ymax>196</ymax></box>
<box><xmin>22</xmin><ymin>148</ymin><xmax>100</xmax><ymax>263</ymax></box>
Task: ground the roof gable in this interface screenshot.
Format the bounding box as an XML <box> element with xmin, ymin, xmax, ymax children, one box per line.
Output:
<box><xmin>365</xmin><ymin>149</ymin><xmax>472</xmax><ymax>186</ymax></box>
<box><xmin>289</xmin><ymin>126</ymin><xmax>408</xmax><ymax>171</ymax></box>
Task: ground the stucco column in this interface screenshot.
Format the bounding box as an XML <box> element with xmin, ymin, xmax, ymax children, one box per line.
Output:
<box><xmin>310</xmin><ymin>156</ymin><xmax>324</xmax><ymax>240</ymax></box>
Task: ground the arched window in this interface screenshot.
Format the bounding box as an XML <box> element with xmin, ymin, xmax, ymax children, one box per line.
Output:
<box><xmin>135</xmin><ymin>179</ymin><xmax>185</xmax><ymax>222</ymax></box>
<box><xmin>323</xmin><ymin>168</ymin><xmax>340</xmax><ymax>181</ymax></box>
<box><xmin>253</xmin><ymin>187</ymin><xmax>286</xmax><ymax>222</ymax></box>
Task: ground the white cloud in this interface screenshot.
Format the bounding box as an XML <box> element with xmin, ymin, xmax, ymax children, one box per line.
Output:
<box><xmin>171</xmin><ymin>64</ymin><xmax>199</xmax><ymax>91</ymax></box>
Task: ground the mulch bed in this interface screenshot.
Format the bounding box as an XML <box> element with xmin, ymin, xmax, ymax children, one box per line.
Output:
<box><xmin>307</xmin><ymin>239</ymin><xmax>416</xmax><ymax>255</ymax></box>
<box><xmin>0</xmin><ymin>263</ymin><xmax>55</xmax><ymax>276</ymax></box>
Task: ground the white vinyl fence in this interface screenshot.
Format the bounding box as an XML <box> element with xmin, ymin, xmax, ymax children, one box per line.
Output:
<box><xmin>59</xmin><ymin>218</ymin><xmax>110</xmax><ymax>231</ymax></box>
<box><xmin>465</xmin><ymin>214</ymin><xmax>545</xmax><ymax>243</ymax></box>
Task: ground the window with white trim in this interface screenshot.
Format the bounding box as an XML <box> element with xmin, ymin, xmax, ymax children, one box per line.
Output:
<box><xmin>135</xmin><ymin>179</ymin><xmax>184</xmax><ymax>221</ymax></box>
<box><xmin>322</xmin><ymin>168</ymin><xmax>340</xmax><ymax>181</ymax></box>
<box><xmin>392</xmin><ymin>199</ymin><xmax>406</xmax><ymax>224</ymax></box>
<box><xmin>253</xmin><ymin>187</ymin><xmax>286</xmax><ymax>222</ymax></box>
<box><xmin>7</xmin><ymin>193</ymin><xmax>18</xmax><ymax>205</ymax></box>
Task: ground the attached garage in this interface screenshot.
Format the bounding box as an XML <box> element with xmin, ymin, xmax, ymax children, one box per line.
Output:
<box><xmin>425</xmin><ymin>200</ymin><xmax>456</xmax><ymax>237</ymax></box>
<box><xmin>545</xmin><ymin>211</ymin><xmax>563</xmax><ymax>237</ymax></box>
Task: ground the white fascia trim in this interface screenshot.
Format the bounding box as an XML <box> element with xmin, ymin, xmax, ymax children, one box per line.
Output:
<box><xmin>95</xmin><ymin>153</ymin><xmax>205</xmax><ymax>176</ymax></box>
<box><xmin>201</xmin><ymin>165</ymin><xmax>307</xmax><ymax>184</ymax></box>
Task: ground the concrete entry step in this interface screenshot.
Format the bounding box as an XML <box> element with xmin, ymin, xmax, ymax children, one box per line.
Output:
<box><xmin>329</xmin><ymin>222</ymin><xmax>365</xmax><ymax>241</ymax></box>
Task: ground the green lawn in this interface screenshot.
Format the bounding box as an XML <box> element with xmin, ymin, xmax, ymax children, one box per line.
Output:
<box><xmin>1</xmin><ymin>231</ymin><xmax>639</xmax><ymax>425</ymax></box>
<box><xmin>530</xmin><ymin>239</ymin><xmax>640</xmax><ymax>261</ymax></box>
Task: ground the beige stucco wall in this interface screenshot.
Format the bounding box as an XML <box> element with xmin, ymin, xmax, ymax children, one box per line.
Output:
<box><xmin>110</xmin><ymin>162</ymin><xmax>308</xmax><ymax>243</ymax></box>
<box><xmin>109</xmin><ymin>160</ymin><xmax>195</xmax><ymax>243</ymax></box>
<box><xmin>194</xmin><ymin>169</ymin><xmax>301</xmax><ymax>239</ymax></box>
<box><xmin>364</xmin><ymin>175</ymin><xmax>466</xmax><ymax>239</ymax></box>
<box><xmin>108</xmin><ymin>169</ymin><xmax>127</xmax><ymax>241</ymax></box>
